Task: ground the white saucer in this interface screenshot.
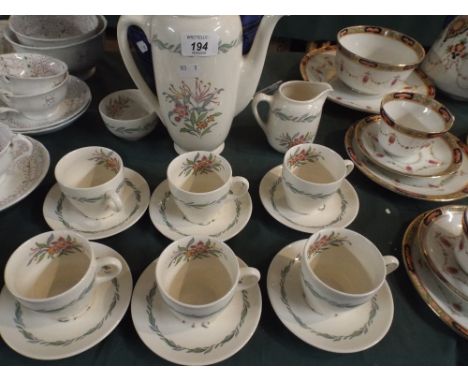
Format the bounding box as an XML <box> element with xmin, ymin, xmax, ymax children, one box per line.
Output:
<box><xmin>0</xmin><ymin>136</ymin><xmax>49</xmax><ymax>212</ymax></box>
<box><xmin>346</xmin><ymin>116</ymin><xmax>468</xmax><ymax>202</ymax></box>
<box><xmin>300</xmin><ymin>45</ymin><xmax>435</xmax><ymax>114</ymax></box>
<box><xmin>131</xmin><ymin>257</ymin><xmax>261</xmax><ymax>365</ymax></box>
<box><xmin>259</xmin><ymin>165</ymin><xmax>359</xmax><ymax>233</ymax></box>
<box><xmin>267</xmin><ymin>239</ymin><xmax>394</xmax><ymax>353</ymax></box>
<box><xmin>402</xmin><ymin>214</ymin><xmax>468</xmax><ymax>339</ymax></box>
<box><xmin>355</xmin><ymin>117</ymin><xmax>461</xmax><ymax>178</ymax></box>
<box><xmin>43</xmin><ymin>168</ymin><xmax>150</xmax><ymax>240</ymax></box>
<box><xmin>148</xmin><ymin>179</ymin><xmax>252</xmax><ymax>241</ymax></box>
<box><xmin>0</xmin><ymin>76</ymin><xmax>91</xmax><ymax>135</ymax></box>
<box><xmin>0</xmin><ymin>242</ymin><xmax>133</xmax><ymax>360</ymax></box>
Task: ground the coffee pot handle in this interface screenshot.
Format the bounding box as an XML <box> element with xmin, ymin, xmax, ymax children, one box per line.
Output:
<box><xmin>251</xmin><ymin>93</ymin><xmax>273</xmax><ymax>133</ymax></box>
<box><xmin>117</xmin><ymin>16</ymin><xmax>161</xmax><ymax>119</ymax></box>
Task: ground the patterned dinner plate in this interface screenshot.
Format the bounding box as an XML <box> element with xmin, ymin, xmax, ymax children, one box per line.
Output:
<box><xmin>299</xmin><ymin>44</ymin><xmax>435</xmax><ymax>114</ymax></box>
<box><xmin>267</xmin><ymin>239</ymin><xmax>394</xmax><ymax>353</ymax></box>
<box><xmin>259</xmin><ymin>165</ymin><xmax>359</xmax><ymax>234</ymax></box>
<box><xmin>0</xmin><ymin>243</ymin><xmax>132</xmax><ymax>360</ymax></box>
<box><xmin>131</xmin><ymin>257</ymin><xmax>261</xmax><ymax>365</ymax></box>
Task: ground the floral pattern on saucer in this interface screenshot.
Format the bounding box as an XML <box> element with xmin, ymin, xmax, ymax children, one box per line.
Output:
<box><xmin>259</xmin><ymin>165</ymin><xmax>359</xmax><ymax>234</ymax></box>
<box><xmin>300</xmin><ymin>45</ymin><xmax>435</xmax><ymax>114</ymax></box>
<box><xmin>267</xmin><ymin>240</ymin><xmax>394</xmax><ymax>353</ymax></box>
<box><xmin>0</xmin><ymin>137</ymin><xmax>49</xmax><ymax>212</ymax></box>
<box><xmin>131</xmin><ymin>257</ymin><xmax>261</xmax><ymax>365</ymax></box>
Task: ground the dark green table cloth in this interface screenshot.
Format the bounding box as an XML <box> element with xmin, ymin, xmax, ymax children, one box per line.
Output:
<box><xmin>0</xmin><ymin>48</ymin><xmax>467</xmax><ymax>365</ymax></box>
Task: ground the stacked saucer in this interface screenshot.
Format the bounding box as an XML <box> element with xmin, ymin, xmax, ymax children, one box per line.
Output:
<box><xmin>402</xmin><ymin>206</ymin><xmax>468</xmax><ymax>339</ymax></box>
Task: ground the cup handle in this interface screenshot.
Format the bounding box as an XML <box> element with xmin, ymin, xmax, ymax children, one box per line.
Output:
<box><xmin>11</xmin><ymin>134</ymin><xmax>33</xmax><ymax>165</ymax></box>
<box><xmin>105</xmin><ymin>190</ymin><xmax>123</xmax><ymax>212</ymax></box>
<box><xmin>344</xmin><ymin>159</ymin><xmax>354</xmax><ymax>176</ymax></box>
<box><xmin>0</xmin><ymin>75</ymin><xmax>11</xmax><ymax>84</ymax></box>
<box><xmin>383</xmin><ymin>255</ymin><xmax>399</xmax><ymax>275</ymax></box>
<box><xmin>95</xmin><ymin>257</ymin><xmax>123</xmax><ymax>285</ymax></box>
<box><xmin>251</xmin><ymin>93</ymin><xmax>273</xmax><ymax>133</ymax></box>
<box><xmin>227</xmin><ymin>176</ymin><xmax>249</xmax><ymax>200</ymax></box>
<box><xmin>0</xmin><ymin>107</ymin><xmax>18</xmax><ymax>114</ymax></box>
<box><xmin>235</xmin><ymin>267</ymin><xmax>261</xmax><ymax>291</ymax></box>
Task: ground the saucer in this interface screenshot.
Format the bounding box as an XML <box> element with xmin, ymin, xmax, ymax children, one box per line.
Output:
<box><xmin>402</xmin><ymin>213</ymin><xmax>468</xmax><ymax>339</ymax></box>
<box><xmin>148</xmin><ymin>179</ymin><xmax>252</xmax><ymax>241</ymax></box>
<box><xmin>43</xmin><ymin>168</ymin><xmax>150</xmax><ymax>240</ymax></box>
<box><xmin>131</xmin><ymin>257</ymin><xmax>261</xmax><ymax>365</ymax></box>
<box><xmin>300</xmin><ymin>45</ymin><xmax>435</xmax><ymax>114</ymax></box>
<box><xmin>0</xmin><ymin>136</ymin><xmax>49</xmax><ymax>212</ymax></box>
<box><xmin>418</xmin><ymin>206</ymin><xmax>468</xmax><ymax>300</ymax></box>
<box><xmin>0</xmin><ymin>242</ymin><xmax>133</xmax><ymax>360</ymax></box>
<box><xmin>0</xmin><ymin>76</ymin><xmax>91</xmax><ymax>135</ymax></box>
<box><xmin>355</xmin><ymin>117</ymin><xmax>461</xmax><ymax>178</ymax></box>
<box><xmin>267</xmin><ymin>239</ymin><xmax>394</xmax><ymax>353</ymax></box>
<box><xmin>345</xmin><ymin>116</ymin><xmax>468</xmax><ymax>202</ymax></box>
<box><xmin>259</xmin><ymin>165</ymin><xmax>359</xmax><ymax>233</ymax></box>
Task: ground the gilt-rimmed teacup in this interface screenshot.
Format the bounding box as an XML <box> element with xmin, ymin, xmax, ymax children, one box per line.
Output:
<box><xmin>282</xmin><ymin>143</ymin><xmax>354</xmax><ymax>213</ymax></box>
<box><xmin>4</xmin><ymin>230</ymin><xmax>122</xmax><ymax>321</ymax></box>
<box><xmin>155</xmin><ymin>235</ymin><xmax>260</xmax><ymax>319</ymax></box>
<box><xmin>167</xmin><ymin>151</ymin><xmax>249</xmax><ymax>225</ymax></box>
<box><xmin>0</xmin><ymin>122</ymin><xmax>33</xmax><ymax>183</ymax></box>
<box><xmin>55</xmin><ymin>146</ymin><xmax>125</xmax><ymax>219</ymax></box>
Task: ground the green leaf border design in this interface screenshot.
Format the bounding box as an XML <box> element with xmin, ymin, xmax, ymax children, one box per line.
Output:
<box><xmin>152</xmin><ymin>35</ymin><xmax>241</xmax><ymax>55</ymax></box>
<box><xmin>283</xmin><ymin>180</ymin><xmax>333</xmax><ymax>200</ymax></box>
<box><xmin>146</xmin><ymin>283</ymin><xmax>250</xmax><ymax>354</ymax></box>
<box><xmin>272</xmin><ymin>108</ymin><xmax>319</xmax><ymax>123</ymax></box>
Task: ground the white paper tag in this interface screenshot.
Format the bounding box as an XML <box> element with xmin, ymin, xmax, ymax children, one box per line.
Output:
<box><xmin>136</xmin><ymin>40</ymin><xmax>148</xmax><ymax>53</ymax></box>
<box><xmin>178</xmin><ymin>63</ymin><xmax>202</xmax><ymax>77</ymax></box>
<box><xmin>181</xmin><ymin>33</ymin><xmax>219</xmax><ymax>57</ymax></box>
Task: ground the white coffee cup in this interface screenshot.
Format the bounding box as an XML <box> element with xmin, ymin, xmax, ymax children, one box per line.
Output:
<box><xmin>251</xmin><ymin>80</ymin><xmax>332</xmax><ymax>153</ymax></box>
<box><xmin>301</xmin><ymin>228</ymin><xmax>399</xmax><ymax>316</ymax></box>
<box><xmin>4</xmin><ymin>230</ymin><xmax>122</xmax><ymax>321</ymax></box>
<box><xmin>55</xmin><ymin>146</ymin><xmax>125</xmax><ymax>219</ymax></box>
<box><xmin>155</xmin><ymin>235</ymin><xmax>260</xmax><ymax>319</ymax></box>
<box><xmin>167</xmin><ymin>151</ymin><xmax>249</xmax><ymax>225</ymax></box>
<box><xmin>282</xmin><ymin>143</ymin><xmax>354</xmax><ymax>213</ymax></box>
<box><xmin>0</xmin><ymin>122</ymin><xmax>33</xmax><ymax>183</ymax></box>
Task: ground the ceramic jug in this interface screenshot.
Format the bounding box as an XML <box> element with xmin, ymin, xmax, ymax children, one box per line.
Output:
<box><xmin>421</xmin><ymin>16</ymin><xmax>468</xmax><ymax>101</ymax></box>
<box><xmin>117</xmin><ymin>16</ymin><xmax>282</xmax><ymax>153</ymax></box>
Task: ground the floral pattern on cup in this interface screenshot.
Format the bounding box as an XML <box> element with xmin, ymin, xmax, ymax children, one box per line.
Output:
<box><xmin>105</xmin><ymin>95</ymin><xmax>131</xmax><ymax>119</ymax></box>
<box><xmin>287</xmin><ymin>146</ymin><xmax>324</xmax><ymax>169</ymax></box>
<box><xmin>276</xmin><ymin>132</ymin><xmax>315</xmax><ymax>150</ymax></box>
<box><xmin>168</xmin><ymin>238</ymin><xmax>223</xmax><ymax>268</ymax></box>
<box><xmin>27</xmin><ymin>233</ymin><xmax>83</xmax><ymax>266</ymax></box>
<box><xmin>163</xmin><ymin>78</ymin><xmax>224</xmax><ymax>138</ymax></box>
<box><xmin>88</xmin><ymin>149</ymin><xmax>120</xmax><ymax>174</ymax></box>
<box><xmin>306</xmin><ymin>231</ymin><xmax>351</xmax><ymax>260</ymax></box>
<box><xmin>179</xmin><ymin>152</ymin><xmax>224</xmax><ymax>177</ymax></box>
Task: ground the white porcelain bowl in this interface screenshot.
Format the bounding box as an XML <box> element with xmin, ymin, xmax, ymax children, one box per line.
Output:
<box><xmin>378</xmin><ymin>92</ymin><xmax>454</xmax><ymax>158</ymax></box>
<box><xmin>99</xmin><ymin>89</ymin><xmax>158</xmax><ymax>141</ymax></box>
<box><xmin>9</xmin><ymin>15</ymin><xmax>99</xmax><ymax>47</ymax></box>
<box><xmin>3</xmin><ymin>16</ymin><xmax>106</xmax><ymax>77</ymax></box>
<box><xmin>336</xmin><ymin>25</ymin><xmax>425</xmax><ymax>95</ymax></box>
<box><xmin>0</xmin><ymin>53</ymin><xmax>68</xmax><ymax>95</ymax></box>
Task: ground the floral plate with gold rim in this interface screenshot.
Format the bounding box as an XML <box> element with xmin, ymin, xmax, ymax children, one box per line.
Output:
<box><xmin>299</xmin><ymin>45</ymin><xmax>435</xmax><ymax>114</ymax></box>
<box><xmin>354</xmin><ymin>116</ymin><xmax>462</xmax><ymax>178</ymax></box>
<box><xmin>402</xmin><ymin>213</ymin><xmax>468</xmax><ymax>339</ymax></box>
<box><xmin>148</xmin><ymin>179</ymin><xmax>252</xmax><ymax>241</ymax></box>
<box><xmin>259</xmin><ymin>165</ymin><xmax>359</xmax><ymax>234</ymax></box>
<box><xmin>0</xmin><ymin>243</ymin><xmax>132</xmax><ymax>360</ymax></box>
<box><xmin>418</xmin><ymin>206</ymin><xmax>468</xmax><ymax>301</ymax></box>
<box><xmin>0</xmin><ymin>136</ymin><xmax>49</xmax><ymax>212</ymax></box>
<box><xmin>345</xmin><ymin>117</ymin><xmax>468</xmax><ymax>202</ymax></box>
<box><xmin>42</xmin><ymin>168</ymin><xmax>150</xmax><ymax>240</ymax></box>
<box><xmin>131</xmin><ymin>257</ymin><xmax>261</xmax><ymax>365</ymax></box>
<box><xmin>267</xmin><ymin>239</ymin><xmax>394</xmax><ymax>353</ymax></box>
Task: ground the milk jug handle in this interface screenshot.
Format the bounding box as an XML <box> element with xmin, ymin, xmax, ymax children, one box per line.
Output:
<box><xmin>117</xmin><ymin>16</ymin><xmax>161</xmax><ymax>118</ymax></box>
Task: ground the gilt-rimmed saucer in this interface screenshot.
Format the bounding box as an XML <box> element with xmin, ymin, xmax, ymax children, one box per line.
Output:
<box><xmin>43</xmin><ymin>168</ymin><xmax>150</xmax><ymax>240</ymax></box>
<box><xmin>345</xmin><ymin>116</ymin><xmax>468</xmax><ymax>202</ymax></box>
<box><xmin>0</xmin><ymin>243</ymin><xmax>133</xmax><ymax>360</ymax></box>
<box><xmin>0</xmin><ymin>76</ymin><xmax>91</xmax><ymax>135</ymax></box>
<box><xmin>418</xmin><ymin>206</ymin><xmax>468</xmax><ymax>301</ymax></box>
<box><xmin>0</xmin><ymin>136</ymin><xmax>49</xmax><ymax>212</ymax></box>
<box><xmin>259</xmin><ymin>165</ymin><xmax>359</xmax><ymax>234</ymax></box>
<box><xmin>148</xmin><ymin>179</ymin><xmax>252</xmax><ymax>241</ymax></box>
<box><xmin>354</xmin><ymin>116</ymin><xmax>461</xmax><ymax>178</ymax></box>
<box><xmin>131</xmin><ymin>257</ymin><xmax>261</xmax><ymax>365</ymax></box>
<box><xmin>299</xmin><ymin>44</ymin><xmax>435</xmax><ymax>114</ymax></box>
<box><xmin>402</xmin><ymin>213</ymin><xmax>468</xmax><ymax>339</ymax></box>
<box><xmin>267</xmin><ymin>239</ymin><xmax>394</xmax><ymax>353</ymax></box>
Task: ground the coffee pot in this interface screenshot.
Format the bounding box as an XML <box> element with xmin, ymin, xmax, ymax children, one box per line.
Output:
<box><xmin>117</xmin><ymin>16</ymin><xmax>282</xmax><ymax>153</ymax></box>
